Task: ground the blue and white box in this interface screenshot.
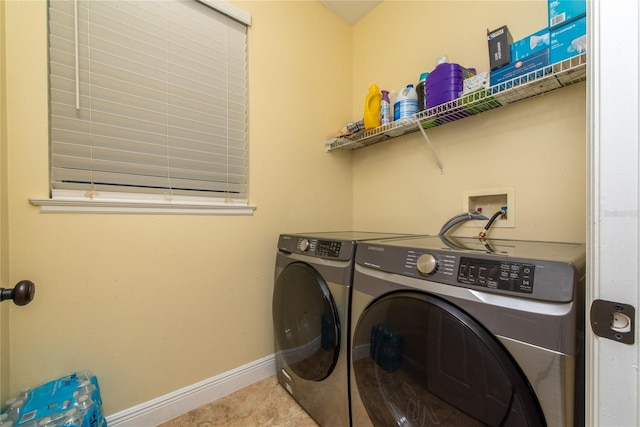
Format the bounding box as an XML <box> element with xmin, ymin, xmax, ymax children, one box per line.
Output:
<box><xmin>490</xmin><ymin>48</ymin><xmax>551</xmax><ymax>88</ymax></box>
<box><xmin>511</xmin><ymin>28</ymin><xmax>550</xmax><ymax>62</ymax></box>
<box><xmin>548</xmin><ymin>0</ymin><xmax>586</xmax><ymax>29</ymax></box>
<box><xmin>550</xmin><ymin>16</ymin><xmax>586</xmax><ymax>64</ymax></box>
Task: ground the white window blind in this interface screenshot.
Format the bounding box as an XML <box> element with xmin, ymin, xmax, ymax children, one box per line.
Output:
<box><xmin>46</xmin><ymin>0</ymin><xmax>251</xmax><ymax>211</ymax></box>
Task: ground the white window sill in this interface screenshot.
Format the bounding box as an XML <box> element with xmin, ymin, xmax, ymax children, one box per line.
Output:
<box><xmin>30</xmin><ymin>197</ymin><xmax>256</xmax><ymax>215</ymax></box>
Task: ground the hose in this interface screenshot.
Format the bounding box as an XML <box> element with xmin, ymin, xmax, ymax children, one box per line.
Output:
<box><xmin>438</xmin><ymin>211</ymin><xmax>489</xmax><ymax>236</ymax></box>
<box><xmin>478</xmin><ymin>208</ymin><xmax>507</xmax><ymax>240</ymax></box>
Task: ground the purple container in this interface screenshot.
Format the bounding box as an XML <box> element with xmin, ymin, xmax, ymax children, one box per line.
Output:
<box><xmin>426</xmin><ymin>91</ymin><xmax>463</xmax><ymax>109</ymax></box>
<box><xmin>425</xmin><ymin>63</ymin><xmax>475</xmax><ymax>109</ymax></box>
<box><xmin>428</xmin><ymin>71</ymin><xmax>465</xmax><ymax>80</ymax></box>
<box><xmin>428</xmin><ymin>63</ymin><xmax>475</xmax><ymax>80</ymax></box>
<box><xmin>426</xmin><ymin>78</ymin><xmax>464</xmax><ymax>91</ymax></box>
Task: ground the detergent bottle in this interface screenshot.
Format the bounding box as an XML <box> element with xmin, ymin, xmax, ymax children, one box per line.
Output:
<box><xmin>416</xmin><ymin>72</ymin><xmax>429</xmax><ymax>111</ymax></box>
<box><xmin>393</xmin><ymin>84</ymin><xmax>418</xmax><ymax>121</ymax></box>
<box><xmin>363</xmin><ymin>84</ymin><xmax>382</xmax><ymax>130</ymax></box>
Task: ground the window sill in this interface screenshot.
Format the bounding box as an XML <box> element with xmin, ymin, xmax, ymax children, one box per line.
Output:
<box><xmin>29</xmin><ymin>197</ymin><xmax>256</xmax><ymax>215</ymax></box>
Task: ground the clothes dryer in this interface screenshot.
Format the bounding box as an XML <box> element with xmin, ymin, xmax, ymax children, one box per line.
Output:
<box><xmin>273</xmin><ymin>231</ymin><xmax>413</xmax><ymax>427</ymax></box>
<box><xmin>350</xmin><ymin>235</ymin><xmax>585</xmax><ymax>427</ymax></box>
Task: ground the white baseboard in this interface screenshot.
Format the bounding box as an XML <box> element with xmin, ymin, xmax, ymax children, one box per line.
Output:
<box><xmin>105</xmin><ymin>354</ymin><xmax>276</xmax><ymax>427</ymax></box>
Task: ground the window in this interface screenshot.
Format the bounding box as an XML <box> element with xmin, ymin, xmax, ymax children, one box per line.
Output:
<box><xmin>35</xmin><ymin>0</ymin><xmax>253</xmax><ymax>214</ymax></box>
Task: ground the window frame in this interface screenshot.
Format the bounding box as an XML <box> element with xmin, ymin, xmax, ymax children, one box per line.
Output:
<box><xmin>32</xmin><ymin>0</ymin><xmax>254</xmax><ymax>215</ymax></box>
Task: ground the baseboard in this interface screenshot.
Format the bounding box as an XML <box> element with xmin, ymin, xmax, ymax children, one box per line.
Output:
<box><xmin>105</xmin><ymin>354</ymin><xmax>276</xmax><ymax>427</ymax></box>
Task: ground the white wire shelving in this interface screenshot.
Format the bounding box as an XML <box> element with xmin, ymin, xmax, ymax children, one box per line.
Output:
<box><xmin>325</xmin><ymin>53</ymin><xmax>587</xmax><ymax>154</ymax></box>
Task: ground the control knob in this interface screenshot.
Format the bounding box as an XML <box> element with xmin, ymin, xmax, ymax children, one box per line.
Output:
<box><xmin>417</xmin><ymin>254</ymin><xmax>438</xmax><ymax>275</ymax></box>
<box><xmin>299</xmin><ymin>238</ymin><xmax>310</xmax><ymax>252</ymax></box>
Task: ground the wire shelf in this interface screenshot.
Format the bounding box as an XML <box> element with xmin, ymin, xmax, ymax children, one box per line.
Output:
<box><xmin>326</xmin><ymin>53</ymin><xmax>587</xmax><ymax>152</ymax></box>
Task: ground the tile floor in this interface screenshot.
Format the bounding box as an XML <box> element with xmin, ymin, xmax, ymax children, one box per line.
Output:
<box><xmin>157</xmin><ymin>376</ymin><xmax>318</xmax><ymax>427</ymax></box>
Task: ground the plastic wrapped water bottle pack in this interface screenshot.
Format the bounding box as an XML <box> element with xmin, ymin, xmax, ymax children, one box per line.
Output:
<box><xmin>0</xmin><ymin>371</ymin><xmax>106</xmax><ymax>427</ymax></box>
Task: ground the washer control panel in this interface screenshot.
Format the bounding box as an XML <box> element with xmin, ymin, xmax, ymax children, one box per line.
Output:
<box><xmin>457</xmin><ymin>257</ymin><xmax>535</xmax><ymax>294</ymax></box>
<box><xmin>356</xmin><ymin>238</ymin><xmax>581</xmax><ymax>302</ymax></box>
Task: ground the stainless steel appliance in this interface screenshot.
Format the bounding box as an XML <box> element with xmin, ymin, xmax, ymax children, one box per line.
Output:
<box><xmin>273</xmin><ymin>231</ymin><xmax>413</xmax><ymax>426</ymax></box>
<box><xmin>350</xmin><ymin>235</ymin><xmax>585</xmax><ymax>426</ymax></box>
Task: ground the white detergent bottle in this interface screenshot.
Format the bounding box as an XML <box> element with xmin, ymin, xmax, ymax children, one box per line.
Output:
<box><xmin>393</xmin><ymin>84</ymin><xmax>418</xmax><ymax>121</ymax></box>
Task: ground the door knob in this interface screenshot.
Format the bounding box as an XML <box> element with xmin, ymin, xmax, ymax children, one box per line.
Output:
<box><xmin>0</xmin><ymin>280</ymin><xmax>35</xmax><ymax>306</ymax></box>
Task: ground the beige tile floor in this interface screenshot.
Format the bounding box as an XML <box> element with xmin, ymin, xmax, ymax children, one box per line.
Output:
<box><xmin>157</xmin><ymin>376</ymin><xmax>318</xmax><ymax>427</ymax></box>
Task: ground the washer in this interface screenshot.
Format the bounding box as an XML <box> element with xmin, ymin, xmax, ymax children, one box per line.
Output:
<box><xmin>350</xmin><ymin>235</ymin><xmax>585</xmax><ymax>427</ymax></box>
<box><xmin>273</xmin><ymin>231</ymin><xmax>414</xmax><ymax>426</ymax></box>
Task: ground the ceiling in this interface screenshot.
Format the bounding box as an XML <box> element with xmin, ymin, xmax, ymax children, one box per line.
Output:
<box><xmin>317</xmin><ymin>0</ymin><xmax>383</xmax><ymax>25</ymax></box>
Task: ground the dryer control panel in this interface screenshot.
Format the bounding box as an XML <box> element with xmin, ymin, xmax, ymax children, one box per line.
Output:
<box><xmin>278</xmin><ymin>234</ymin><xmax>354</xmax><ymax>261</ymax></box>
<box><xmin>300</xmin><ymin>239</ymin><xmax>342</xmax><ymax>258</ymax></box>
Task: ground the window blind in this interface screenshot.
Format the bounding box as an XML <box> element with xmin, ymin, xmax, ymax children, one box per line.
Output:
<box><xmin>47</xmin><ymin>0</ymin><xmax>249</xmax><ymax>204</ymax></box>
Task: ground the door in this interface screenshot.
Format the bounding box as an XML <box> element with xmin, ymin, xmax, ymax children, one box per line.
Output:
<box><xmin>272</xmin><ymin>262</ymin><xmax>341</xmax><ymax>381</ymax></box>
<box><xmin>587</xmin><ymin>0</ymin><xmax>640</xmax><ymax>425</ymax></box>
<box><xmin>351</xmin><ymin>291</ymin><xmax>545</xmax><ymax>426</ymax></box>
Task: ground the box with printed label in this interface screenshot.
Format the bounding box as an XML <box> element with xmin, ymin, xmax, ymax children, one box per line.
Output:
<box><xmin>490</xmin><ymin>48</ymin><xmax>551</xmax><ymax>88</ymax></box>
<box><xmin>487</xmin><ymin>25</ymin><xmax>513</xmax><ymax>70</ymax></box>
<box><xmin>550</xmin><ymin>16</ymin><xmax>586</xmax><ymax>64</ymax></box>
<box><xmin>463</xmin><ymin>71</ymin><xmax>491</xmax><ymax>95</ymax></box>
<box><xmin>511</xmin><ymin>28</ymin><xmax>550</xmax><ymax>62</ymax></box>
<box><xmin>548</xmin><ymin>0</ymin><xmax>586</xmax><ymax>28</ymax></box>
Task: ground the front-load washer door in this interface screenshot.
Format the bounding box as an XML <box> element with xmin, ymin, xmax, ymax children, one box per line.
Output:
<box><xmin>273</xmin><ymin>262</ymin><xmax>341</xmax><ymax>381</ymax></box>
<box><xmin>352</xmin><ymin>291</ymin><xmax>545</xmax><ymax>427</ymax></box>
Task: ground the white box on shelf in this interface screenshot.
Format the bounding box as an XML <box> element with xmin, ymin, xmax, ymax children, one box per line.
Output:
<box><xmin>463</xmin><ymin>71</ymin><xmax>491</xmax><ymax>95</ymax></box>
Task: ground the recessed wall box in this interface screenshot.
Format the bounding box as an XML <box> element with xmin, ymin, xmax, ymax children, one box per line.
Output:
<box><xmin>487</xmin><ymin>25</ymin><xmax>513</xmax><ymax>70</ymax></box>
<box><xmin>462</xmin><ymin>187</ymin><xmax>515</xmax><ymax>229</ymax></box>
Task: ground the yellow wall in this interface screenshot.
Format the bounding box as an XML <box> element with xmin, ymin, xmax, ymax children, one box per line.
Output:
<box><xmin>351</xmin><ymin>1</ymin><xmax>586</xmax><ymax>242</ymax></box>
<box><xmin>1</xmin><ymin>0</ymin><xmax>586</xmax><ymax>417</ymax></box>
<box><xmin>2</xmin><ymin>0</ymin><xmax>353</xmax><ymax>414</ymax></box>
<box><xmin>1</xmin><ymin>0</ymin><xmax>10</xmax><ymax>401</ymax></box>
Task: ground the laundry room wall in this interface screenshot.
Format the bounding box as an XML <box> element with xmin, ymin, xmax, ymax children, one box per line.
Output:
<box><xmin>349</xmin><ymin>1</ymin><xmax>586</xmax><ymax>243</ymax></box>
<box><xmin>1</xmin><ymin>0</ymin><xmax>353</xmax><ymax>415</ymax></box>
<box><xmin>0</xmin><ymin>0</ymin><xmax>9</xmax><ymax>401</ymax></box>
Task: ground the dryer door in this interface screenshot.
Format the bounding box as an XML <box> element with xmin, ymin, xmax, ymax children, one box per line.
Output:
<box><xmin>273</xmin><ymin>262</ymin><xmax>341</xmax><ymax>381</ymax></box>
<box><xmin>352</xmin><ymin>291</ymin><xmax>546</xmax><ymax>427</ymax></box>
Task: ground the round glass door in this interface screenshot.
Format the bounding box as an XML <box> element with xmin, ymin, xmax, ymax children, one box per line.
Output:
<box><xmin>273</xmin><ymin>262</ymin><xmax>340</xmax><ymax>381</ymax></box>
<box><xmin>352</xmin><ymin>291</ymin><xmax>545</xmax><ymax>426</ymax></box>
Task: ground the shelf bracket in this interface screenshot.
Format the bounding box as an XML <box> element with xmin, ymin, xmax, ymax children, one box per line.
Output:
<box><xmin>416</xmin><ymin>120</ymin><xmax>445</xmax><ymax>174</ymax></box>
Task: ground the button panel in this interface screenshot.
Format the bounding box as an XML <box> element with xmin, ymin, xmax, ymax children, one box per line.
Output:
<box><xmin>309</xmin><ymin>239</ymin><xmax>342</xmax><ymax>258</ymax></box>
<box><xmin>457</xmin><ymin>257</ymin><xmax>535</xmax><ymax>294</ymax></box>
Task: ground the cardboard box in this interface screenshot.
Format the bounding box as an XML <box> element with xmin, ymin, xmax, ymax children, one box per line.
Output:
<box><xmin>511</xmin><ymin>28</ymin><xmax>550</xmax><ymax>62</ymax></box>
<box><xmin>487</xmin><ymin>26</ymin><xmax>513</xmax><ymax>70</ymax></box>
<box><xmin>548</xmin><ymin>0</ymin><xmax>586</xmax><ymax>29</ymax></box>
<box><xmin>463</xmin><ymin>71</ymin><xmax>490</xmax><ymax>95</ymax></box>
<box><xmin>550</xmin><ymin>16</ymin><xmax>586</xmax><ymax>64</ymax></box>
<box><xmin>490</xmin><ymin>48</ymin><xmax>551</xmax><ymax>88</ymax></box>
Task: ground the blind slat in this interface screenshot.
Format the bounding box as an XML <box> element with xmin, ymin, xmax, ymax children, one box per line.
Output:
<box><xmin>48</xmin><ymin>0</ymin><xmax>249</xmax><ymax>201</ymax></box>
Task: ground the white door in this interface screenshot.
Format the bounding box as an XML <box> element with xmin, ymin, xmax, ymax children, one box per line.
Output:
<box><xmin>587</xmin><ymin>0</ymin><xmax>640</xmax><ymax>425</ymax></box>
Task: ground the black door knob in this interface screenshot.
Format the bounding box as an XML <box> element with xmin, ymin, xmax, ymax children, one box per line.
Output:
<box><xmin>0</xmin><ymin>280</ymin><xmax>35</xmax><ymax>306</ymax></box>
